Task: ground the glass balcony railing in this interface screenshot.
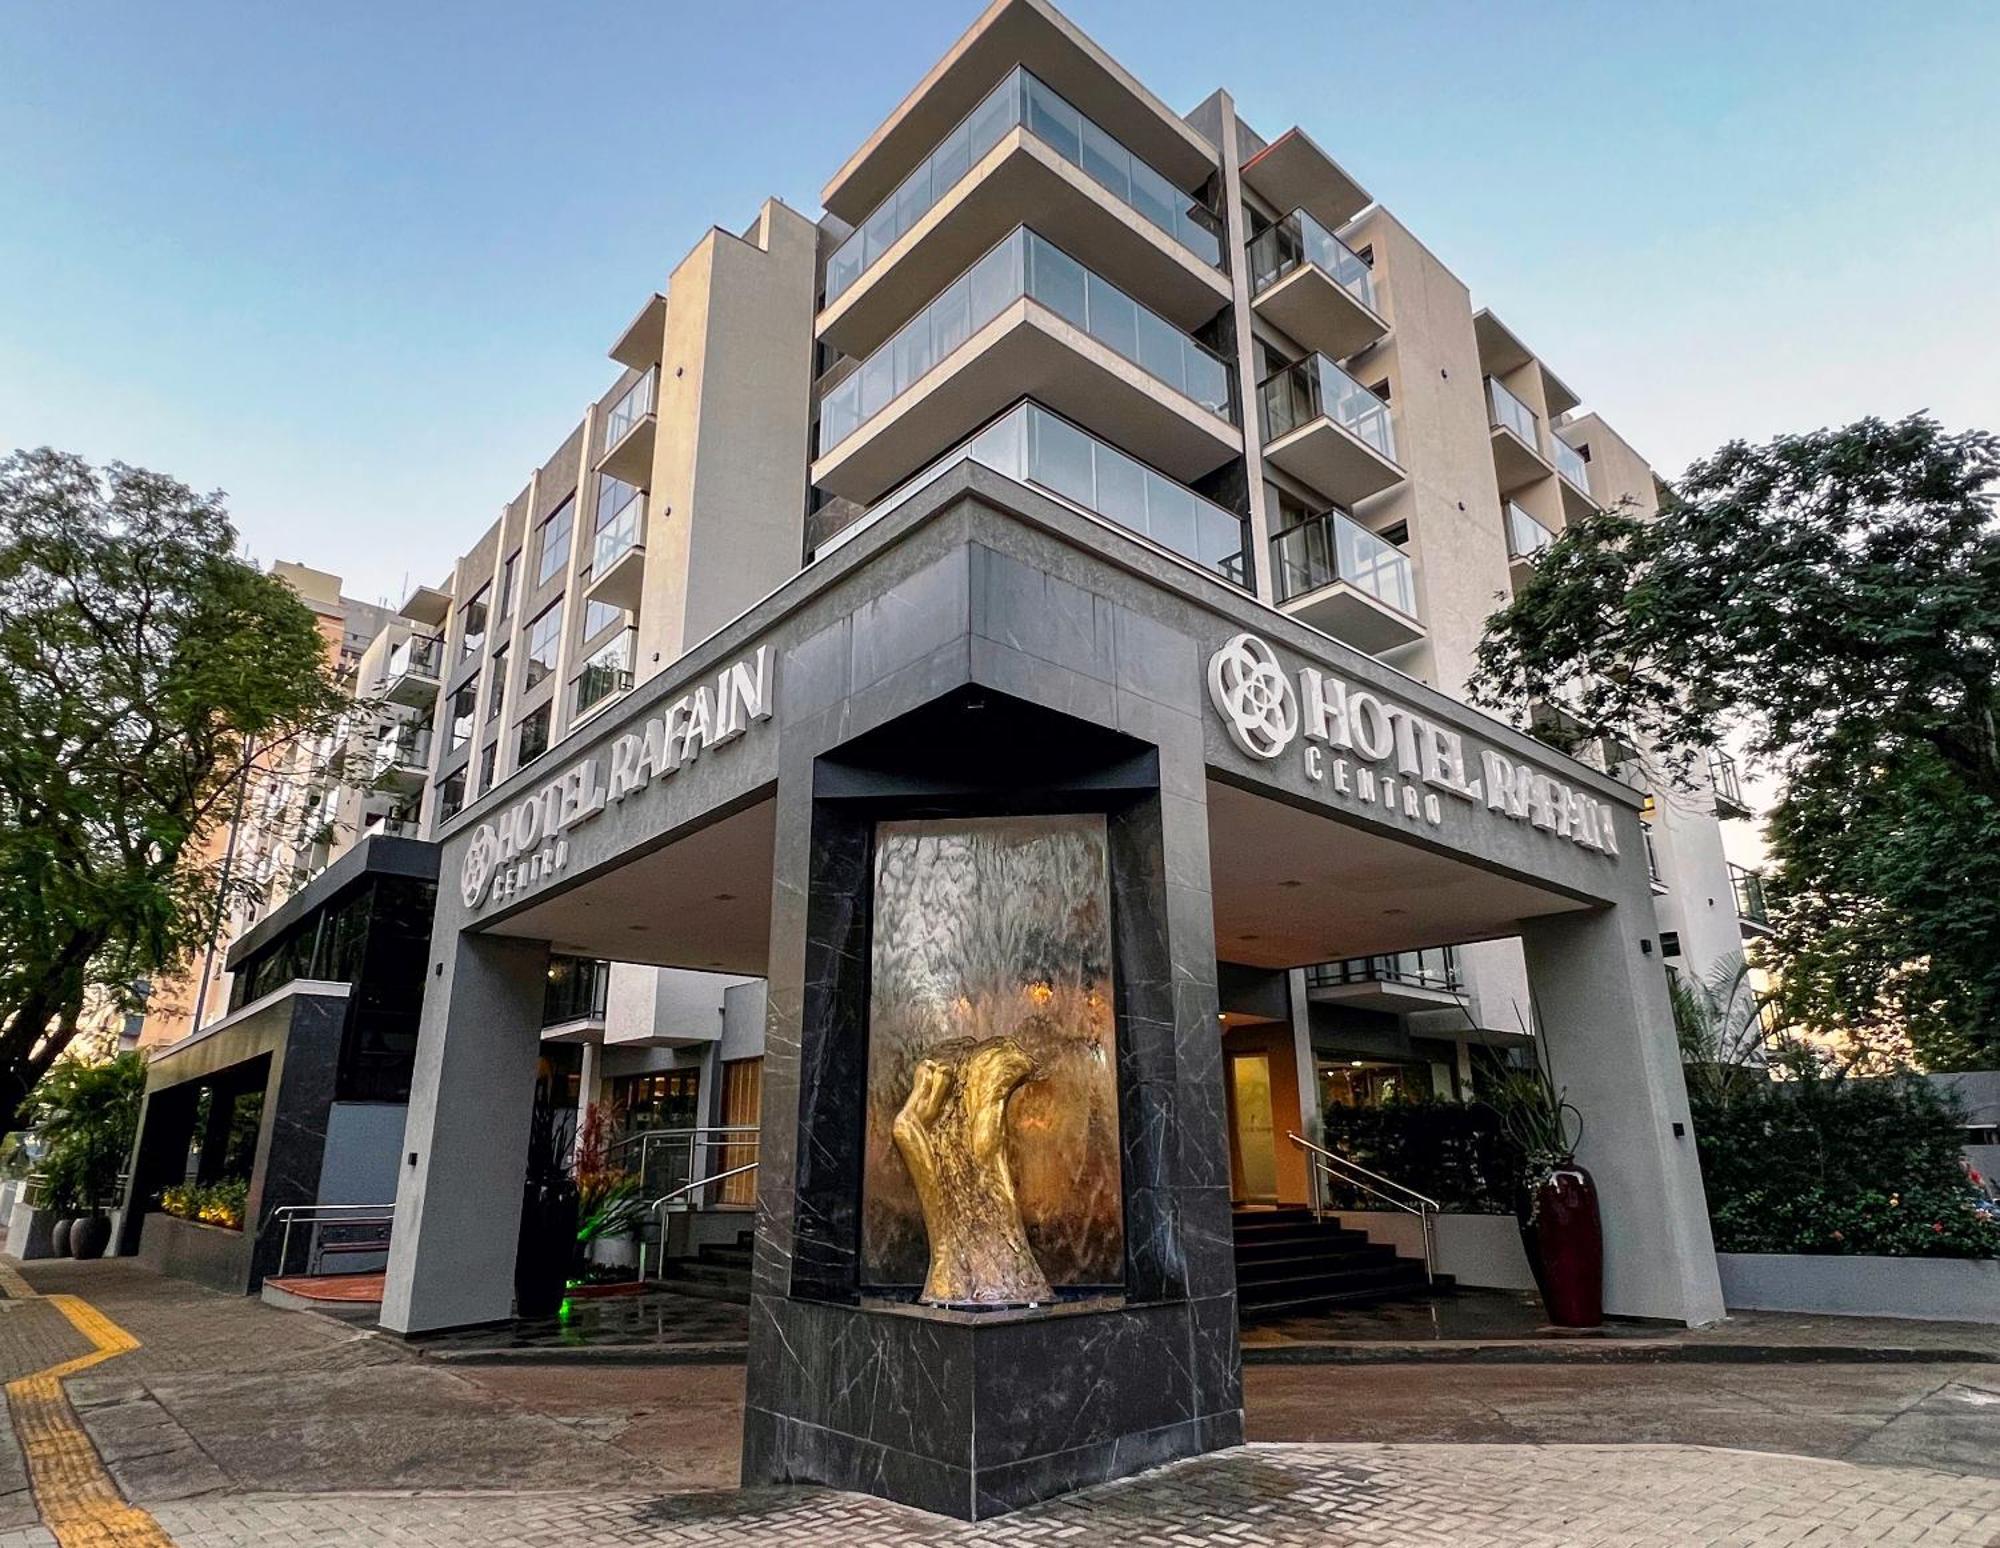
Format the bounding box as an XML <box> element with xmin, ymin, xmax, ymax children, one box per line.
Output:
<box><xmin>1709</xmin><ymin>751</ymin><xmax>1747</xmax><ymax>813</ymax></box>
<box><xmin>823</xmin><ymin>66</ymin><xmax>1223</xmax><ymax>307</ymax></box>
<box><xmin>1259</xmin><ymin>353</ymin><xmax>1397</xmax><ymax>463</ymax></box>
<box><xmin>573</xmin><ymin>628</ymin><xmax>636</xmax><ymax>716</ymax></box>
<box><xmin>1270</xmin><ymin>506</ymin><xmax>1417</xmax><ymax>619</ymax></box>
<box><xmin>819</xmin><ymin>227</ymin><xmax>1235</xmax><ymax>454</ymax></box>
<box><xmin>1307</xmin><ymin>947</ymin><xmax>1462</xmax><ymax>995</ymax></box>
<box><xmin>543</xmin><ymin>955</ymin><xmax>610</xmax><ymax>1027</ymax></box>
<box><xmin>1487</xmin><ymin>376</ymin><xmax>1541</xmax><ymax>453</ymax></box>
<box><xmin>592</xmin><ymin>484</ymin><xmax>645</xmax><ymax>575</ymax></box>
<box><xmin>1552</xmin><ymin>437</ymin><xmax>1590</xmax><ymax>493</ymax></box>
<box><xmin>387</xmin><ymin>633</ymin><xmax>444</xmax><ymax>682</ymax></box>
<box><xmin>371</xmin><ymin>724</ymin><xmax>431</xmax><ymax>776</ymax></box>
<box><xmin>604</xmin><ymin>367</ymin><xmax>656</xmax><ymax>449</ymax></box>
<box><xmin>1505</xmin><ymin>502</ymin><xmax>1557</xmax><ymax>561</ymax></box>
<box><xmin>1731</xmin><ymin>863</ymin><xmax>1770</xmax><ymax>925</ymax></box>
<box><xmin>364</xmin><ymin>811</ymin><xmax>419</xmax><ymax>840</ymax></box>
<box><xmin>1248</xmin><ymin>208</ymin><xmax>1377</xmax><ymax>314</ymax></box>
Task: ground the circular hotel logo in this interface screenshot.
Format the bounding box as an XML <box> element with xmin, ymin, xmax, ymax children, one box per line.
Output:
<box><xmin>1207</xmin><ymin>632</ymin><xmax>1297</xmax><ymax>760</ymax></box>
<box><xmin>460</xmin><ymin>824</ymin><xmax>500</xmax><ymax>910</ymax></box>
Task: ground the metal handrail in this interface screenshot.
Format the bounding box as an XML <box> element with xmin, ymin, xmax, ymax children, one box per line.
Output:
<box><xmin>637</xmin><ymin>1161</ymin><xmax>759</xmax><ymax>1280</ymax></box>
<box><xmin>272</xmin><ymin>1202</ymin><xmax>395</xmax><ymax>1278</ymax></box>
<box><xmin>1286</xmin><ymin>1131</ymin><xmax>1438</xmax><ymax>1281</ymax></box>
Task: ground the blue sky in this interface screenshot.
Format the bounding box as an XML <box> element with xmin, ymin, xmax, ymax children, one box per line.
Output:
<box><xmin>2</xmin><ymin>1</ymin><xmax>1995</xmax><ymax>609</ymax></box>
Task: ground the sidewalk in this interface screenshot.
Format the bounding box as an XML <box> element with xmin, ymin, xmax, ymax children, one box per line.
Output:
<box><xmin>0</xmin><ymin>1257</ymin><xmax>1996</xmax><ymax>1544</ymax></box>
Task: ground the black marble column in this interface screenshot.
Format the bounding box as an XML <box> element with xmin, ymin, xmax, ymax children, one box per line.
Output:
<box><xmin>741</xmin><ymin>542</ymin><xmax>1241</xmax><ymax>1519</ymax></box>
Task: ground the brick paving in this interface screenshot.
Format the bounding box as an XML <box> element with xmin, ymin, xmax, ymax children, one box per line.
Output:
<box><xmin>136</xmin><ymin>1444</ymin><xmax>2000</xmax><ymax>1546</ymax></box>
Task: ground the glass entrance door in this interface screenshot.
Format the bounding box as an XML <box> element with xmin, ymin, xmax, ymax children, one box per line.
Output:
<box><xmin>1229</xmin><ymin>1052</ymin><xmax>1278</xmax><ymax>1203</ymax></box>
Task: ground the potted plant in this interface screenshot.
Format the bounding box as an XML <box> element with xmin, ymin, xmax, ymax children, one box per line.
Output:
<box><xmin>514</xmin><ymin>1087</ymin><xmax>577</xmax><ymax>1318</ymax></box>
<box><xmin>573</xmin><ymin>1103</ymin><xmax>645</xmax><ymax>1276</ymax></box>
<box><xmin>29</xmin><ymin>1054</ymin><xmax>146</xmax><ymax>1260</ymax></box>
<box><xmin>1494</xmin><ymin>1038</ymin><xmax>1602</xmax><ymax>1328</ymax></box>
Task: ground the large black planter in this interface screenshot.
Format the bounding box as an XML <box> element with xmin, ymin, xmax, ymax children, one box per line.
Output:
<box><xmin>49</xmin><ymin>1218</ymin><xmax>73</xmax><ymax>1257</ymax></box>
<box><xmin>513</xmin><ymin>1182</ymin><xmax>579</xmax><ymax>1319</ymax></box>
<box><xmin>70</xmin><ymin>1213</ymin><xmax>111</xmax><ymax>1260</ymax></box>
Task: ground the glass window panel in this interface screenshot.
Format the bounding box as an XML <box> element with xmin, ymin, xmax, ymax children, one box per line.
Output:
<box><xmin>892</xmin><ymin>314</ymin><xmax>935</xmax><ymax>395</ymax></box>
<box><xmin>968</xmin><ymin>405</ymin><xmax>1027</xmax><ymax>479</ymax></box>
<box><xmin>826</xmin><ymin>237</ymin><xmax>863</xmax><ymax>302</ymax></box>
<box><xmin>1029</xmin><ymin>410</ymin><xmax>1094</xmax><ymax>506</ymax></box>
<box><xmin>1025</xmin><ymin>73</ymin><xmax>1082</xmax><ymax>162</ymax></box>
<box><xmin>858</xmin><ymin>350</ymin><xmax>895</xmax><ymax>421</ymax></box>
<box><xmin>968</xmin><ymin>231</ymin><xmax>1024</xmax><ymax>325</ymax></box>
<box><xmin>1026</xmin><ymin>234</ymin><xmax>1087</xmax><ymax>329</ymax></box>
<box><xmin>1079</xmin><ymin>117</ymin><xmax>1130</xmax><ymax>203</ymax></box>
<box><xmin>966</xmin><ymin>71</ymin><xmax>1020</xmax><ymax>161</ymax></box>
<box><xmin>1129</xmin><ymin>160</ymin><xmax>1178</xmax><ymax>233</ymax></box>
<box><xmin>931</xmin><ymin>118</ymin><xmax>972</xmax><ymax>196</ymax></box>
<box><xmin>1135</xmin><ymin>309</ymin><xmax>1187</xmax><ymax>396</ymax></box>
<box><xmin>893</xmin><ymin>162</ymin><xmax>930</xmax><ymax>240</ymax></box>
<box><xmin>1092</xmin><ymin>442</ymin><xmax>1147</xmax><ymax>531</ymax></box>
<box><xmin>1184</xmin><ymin>349</ymin><xmax>1230</xmax><ymax>417</ymax></box>
<box><xmin>930</xmin><ymin>273</ymin><xmax>973</xmax><ymax>360</ymax></box>
<box><xmin>1145</xmin><ymin>471</ymin><xmax>1199</xmax><ymax>560</ymax></box>
<box><xmin>822</xmin><ymin>378</ymin><xmax>859</xmax><ymax>449</ymax></box>
<box><xmin>1196</xmin><ymin>505</ymin><xmax>1245</xmax><ymax>579</ymax></box>
<box><xmin>1085</xmin><ymin>272</ymin><xmax>1138</xmax><ymax>363</ymax></box>
<box><xmin>862</xmin><ymin>200</ymin><xmax>899</xmax><ymax>267</ymax></box>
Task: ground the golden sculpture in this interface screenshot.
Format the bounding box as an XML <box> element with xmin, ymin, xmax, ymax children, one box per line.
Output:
<box><xmin>892</xmin><ymin>1034</ymin><xmax>1054</xmax><ymax>1306</ymax></box>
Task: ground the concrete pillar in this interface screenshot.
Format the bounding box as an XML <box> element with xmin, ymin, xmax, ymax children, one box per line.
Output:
<box><xmin>577</xmin><ymin>1037</ymin><xmax>601</xmax><ymax>1155</ymax></box>
<box><xmin>1518</xmin><ymin>902</ymin><xmax>1725</xmax><ymax>1325</ymax></box>
<box><xmin>381</xmin><ymin>930</ymin><xmax>550</xmax><ymax>1334</ymax></box>
<box><xmin>1283</xmin><ymin>967</ymin><xmax>1321</xmax><ymax>1151</ymax></box>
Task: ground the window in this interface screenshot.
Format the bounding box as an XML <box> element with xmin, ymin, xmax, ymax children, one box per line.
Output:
<box><xmin>486</xmin><ymin>646</ymin><xmax>507</xmax><ymax>722</ymax></box>
<box><xmin>524</xmin><ymin>604</ymin><xmax>561</xmax><ymax>690</ymax></box>
<box><xmin>582</xmin><ymin>600</ymin><xmax>623</xmax><ymax>640</ymax></box>
<box><xmin>1659</xmin><ymin>930</ymin><xmax>1682</xmax><ymax>959</ymax></box>
<box><xmin>517</xmin><ymin>704</ymin><xmax>552</xmax><ymax>766</ymax></box>
<box><xmin>459</xmin><ymin>584</ymin><xmax>489</xmax><ymax>660</ymax></box>
<box><xmin>436</xmin><ymin>770</ymin><xmax>467</xmax><ymax>823</ymax></box>
<box><xmin>536</xmin><ymin>496</ymin><xmax>575</xmax><ymax>586</ymax></box>
<box><xmin>498</xmin><ymin>551</ymin><xmax>520</xmax><ymax>619</ymax></box>
<box><xmin>447</xmin><ymin>679</ymin><xmax>478</xmax><ymax>752</ymax></box>
<box><xmin>475</xmin><ymin>743</ymin><xmax>496</xmax><ymax>797</ymax></box>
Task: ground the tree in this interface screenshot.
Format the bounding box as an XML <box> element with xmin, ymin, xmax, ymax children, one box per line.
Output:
<box><xmin>0</xmin><ymin>449</ymin><xmax>346</xmax><ymax>1126</ymax></box>
<box><xmin>28</xmin><ymin>1051</ymin><xmax>147</xmax><ymax>1214</ymax></box>
<box><xmin>1472</xmin><ymin>415</ymin><xmax>2000</xmax><ymax>1068</ymax></box>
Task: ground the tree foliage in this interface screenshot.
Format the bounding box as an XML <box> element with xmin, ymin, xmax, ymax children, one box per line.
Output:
<box><xmin>27</xmin><ymin>1051</ymin><xmax>147</xmax><ymax>1214</ymax></box>
<box><xmin>1472</xmin><ymin>416</ymin><xmax>2000</xmax><ymax>1068</ymax></box>
<box><xmin>0</xmin><ymin>449</ymin><xmax>345</xmax><ymax>1125</ymax></box>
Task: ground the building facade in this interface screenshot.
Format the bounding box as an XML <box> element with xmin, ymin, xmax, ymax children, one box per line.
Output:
<box><xmin>254</xmin><ymin>0</ymin><xmax>1759</xmax><ymax>1517</ymax></box>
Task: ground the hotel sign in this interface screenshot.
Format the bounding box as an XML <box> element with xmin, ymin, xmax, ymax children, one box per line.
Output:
<box><xmin>1206</xmin><ymin>632</ymin><xmax>1618</xmax><ymax>857</ymax></box>
<box><xmin>459</xmin><ymin>646</ymin><xmax>775</xmax><ymax>911</ymax></box>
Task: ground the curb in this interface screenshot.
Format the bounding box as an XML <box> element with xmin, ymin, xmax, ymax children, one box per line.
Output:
<box><xmin>419</xmin><ymin>1341</ymin><xmax>750</xmax><ymax>1366</ymax></box>
<box><xmin>1242</xmin><ymin>1340</ymin><xmax>2000</xmax><ymax>1366</ymax></box>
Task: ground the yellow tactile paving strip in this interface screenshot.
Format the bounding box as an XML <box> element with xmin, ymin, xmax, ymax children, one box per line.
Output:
<box><xmin>3</xmin><ymin>1275</ymin><xmax>174</xmax><ymax>1547</ymax></box>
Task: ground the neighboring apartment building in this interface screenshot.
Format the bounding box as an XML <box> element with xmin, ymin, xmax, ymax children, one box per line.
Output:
<box><xmin>136</xmin><ymin>562</ymin><xmax>393</xmax><ymax>1048</ymax></box>
<box><xmin>342</xmin><ymin>0</ymin><xmax>1757</xmax><ymax>1140</ymax></box>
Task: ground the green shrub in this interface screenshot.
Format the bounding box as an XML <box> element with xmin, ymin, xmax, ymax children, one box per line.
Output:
<box><xmin>157</xmin><ymin>1178</ymin><xmax>247</xmax><ymax>1231</ymax></box>
<box><xmin>1320</xmin><ymin>1096</ymin><xmax>1522</xmax><ymax>1215</ymax></box>
<box><xmin>1690</xmin><ymin>1072</ymin><xmax>2000</xmax><ymax>1258</ymax></box>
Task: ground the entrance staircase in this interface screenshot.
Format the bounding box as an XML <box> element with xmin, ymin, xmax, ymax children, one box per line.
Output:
<box><xmin>1232</xmin><ymin>1206</ymin><xmax>1443</xmax><ymax>1318</ymax></box>
<box><xmin>655</xmin><ymin>1228</ymin><xmax>753</xmax><ymax>1305</ymax></box>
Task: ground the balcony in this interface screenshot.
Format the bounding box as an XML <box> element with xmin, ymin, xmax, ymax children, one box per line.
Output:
<box><xmin>1643</xmin><ymin>824</ymin><xmax>1668</xmax><ymax>894</ymax></box>
<box><xmin>585</xmin><ymin>484</ymin><xmax>646</xmax><ymax>612</ymax></box>
<box><xmin>873</xmin><ymin>401</ymin><xmax>1248</xmax><ymax>587</ymax></box>
<box><xmin>1270</xmin><ymin>506</ymin><xmax>1421</xmax><ymax>653</ymax></box>
<box><xmin>1305</xmin><ymin>948</ymin><xmax>1463</xmax><ymax>1014</ymax></box>
<box><xmin>370</xmin><ymin>724</ymin><xmax>432</xmax><ymax>794</ymax></box>
<box><xmin>1709</xmin><ymin>751</ymin><xmax>1751</xmax><ymax>819</ymax></box>
<box><xmin>1732</xmin><ymin>863</ymin><xmax>1772</xmax><ymax>936</ymax></box>
<box><xmin>597</xmin><ymin>367</ymin><xmax>657</xmax><ymax>488</ymax></box>
<box><xmin>573</xmin><ymin>628</ymin><xmax>637</xmax><ymax>720</ymax></box>
<box><xmin>819</xmin><ymin>66</ymin><xmax>1228</xmax><ymax>360</ymax></box>
<box><xmin>1258</xmin><ymin>353</ymin><xmax>1403</xmax><ymax>508</ymax></box>
<box><xmin>1487</xmin><ymin>376</ymin><xmax>1551</xmax><ymax>494</ymax></box>
<box><xmin>384</xmin><ymin>633</ymin><xmax>444</xmax><ymax>708</ymax></box>
<box><xmin>363</xmin><ymin>809</ymin><xmax>419</xmax><ymax>841</ymax></box>
<box><xmin>1505</xmin><ymin>501</ymin><xmax>1557</xmax><ymax>584</ymax></box>
<box><xmin>1248</xmin><ymin>209</ymin><xmax>1388</xmax><ymax>363</ymax></box>
<box><xmin>1239</xmin><ymin>126</ymin><xmax>1372</xmax><ymax>236</ymax></box>
<box><xmin>542</xmin><ymin>955</ymin><xmax>610</xmax><ymax>1040</ymax></box>
<box><xmin>1553</xmin><ymin>436</ymin><xmax>1596</xmax><ymax>520</ymax></box>
<box><xmin>813</xmin><ymin>227</ymin><xmax>1240</xmax><ymax>506</ymax></box>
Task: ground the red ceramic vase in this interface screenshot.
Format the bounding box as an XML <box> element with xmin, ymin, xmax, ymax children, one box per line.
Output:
<box><xmin>1532</xmin><ymin>1163</ymin><xmax>1603</xmax><ymax>1328</ymax></box>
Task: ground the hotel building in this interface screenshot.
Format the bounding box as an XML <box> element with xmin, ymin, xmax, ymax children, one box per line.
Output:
<box><xmin>130</xmin><ymin>0</ymin><xmax>1757</xmax><ymax>1518</ymax></box>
